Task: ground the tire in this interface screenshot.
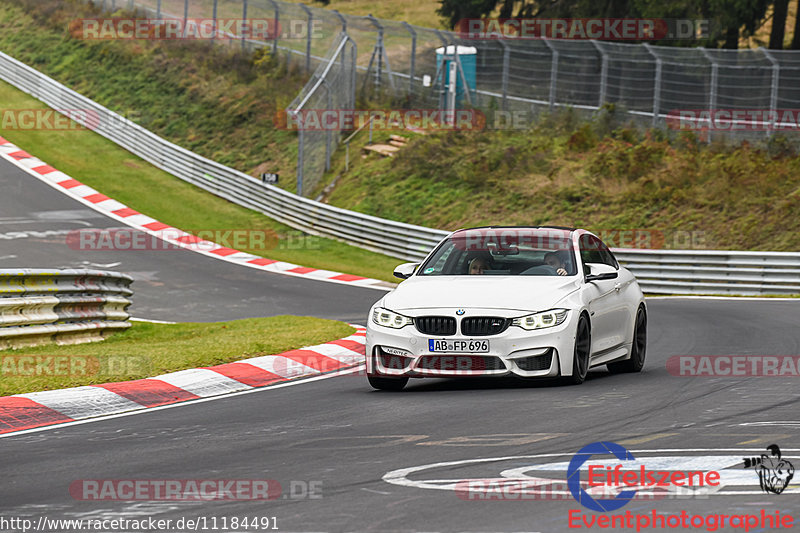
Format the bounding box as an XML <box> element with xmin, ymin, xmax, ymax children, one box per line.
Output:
<box><xmin>367</xmin><ymin>375</ymin><xmax>409</xmax><ymax>391</ymax></box>
<box><xmin>563</xmin><ymin>314</ymin><xmax>591</xmax><ymax>385</ymax></box>
<box><xmin>608</xmin><ymin>306</ymin><xmax>647</xmax><ymax>374</ymax></box>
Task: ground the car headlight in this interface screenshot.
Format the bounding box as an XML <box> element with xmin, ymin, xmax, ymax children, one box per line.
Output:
<box><xmin>512</xmin><ymin>309</ymin><xmax>569</xmax><ymax>330</ymax></box>
<box><xmin>371</xmin><ymin>307</ymin><xmax>413</xmax><ymax>329</ymax></box>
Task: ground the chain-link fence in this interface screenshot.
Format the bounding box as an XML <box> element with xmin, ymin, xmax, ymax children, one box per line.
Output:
<box><xmin>286</xmin><ymin>33</ymin><xmax>356</xmax><ymax>196</ymax></box>
<box><xmin>84</xmin><ymin>0</ymin><xmax>800</xmax><ymax>195</ymax></box>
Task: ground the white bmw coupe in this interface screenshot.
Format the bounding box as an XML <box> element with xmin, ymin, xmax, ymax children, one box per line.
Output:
<box><xmin>366</xmin><ymin>227</ymin><xmax>647</xmax><ymax>390</ymax></box>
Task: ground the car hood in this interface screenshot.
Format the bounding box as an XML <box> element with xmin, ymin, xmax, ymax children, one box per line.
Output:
<box><xmin>382</xmin><ymin>276</ymin><xmax>580</xmax><ymax>313</ymax></box>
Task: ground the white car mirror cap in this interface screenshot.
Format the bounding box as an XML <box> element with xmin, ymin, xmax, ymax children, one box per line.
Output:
<box><xmin>393</xmin><ymin>262</ymin><xmax>419</xmax><ymax>280</ymax></box>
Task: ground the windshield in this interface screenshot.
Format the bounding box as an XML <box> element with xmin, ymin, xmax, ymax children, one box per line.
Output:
<box><xmin>418</xmin><ymin>228</ymin><xmax>578</xmax><ymax>276</ymax></box>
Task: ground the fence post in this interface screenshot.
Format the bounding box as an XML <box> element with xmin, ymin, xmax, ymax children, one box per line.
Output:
<box><xmin>296</xmin><ymin>113</ymin><xmax>304</xmax><ymax>196</ymax></box>
<box><xmin>450</xmin><ymin>40</ymin><xmax>472</xmax><ymax>106</ymax></box>
<box><xmin>367</xmin><ymin>15</ymin><xmax>384</xmax><ymax>92</ymax></box>
<box><xmin>433</xmin><ymin>30</ymin><xmax>450</xmax><ymax>112</ymax></box>
<box><xmin>241</xmin><ymin>0</ymin><xmax>248</xmax><ymax>50</ymax></box>
<box><xmin>350</xmin><ymin>39</ymin><xmax>357</xmax><ymax>111</ymax></box>
<box><xmin>267</xmin><ymin>0</ymin><xmax>279</xmax><ymax>55</ymax></box>
<box><xmin>299</xmin><ymin>4</ymin><xmax>312</xmax><ymax>72</ymax></box>
<box><xmin>590</xmin><ymin>40</ymin><xmax>608</xmax><ymax>109</ymax></box>
<box><xmin>332</xmin><ymin>10</ymin><xmax>346</xmax><ymax>33</ymax></box>
<box><xmin>499</xmin><ymin>40</ymin><xmax>510</xmax><ymax>111</ymax></box>
<box><xmin>182</xmin><ymin>0</ymin><xmax>188</xmax><ymax>37</ymax></box>
<box><xmin>542</xmin><ymin>40</ymin><xmax>558</xmax><ymax>111</ymax></box>
<box><xmin>700</xmin><ymin>47</ymin><xmax>717</xmax><ymax>142</ymax></box>
<box><xmin>324</xmin><ymin>80</ymin><xmax>332</xmax><ymax>171</ymax></box>
<box><xmin>402</xmin><ymin>22</ymin><xmax>417</xmax><ymax>101</ymax></box>
<box><xmin>643</xmin><ymin>44</ymin><xmax>661</xmax><ymax>128</ymax></box>
<box><xmin>761</xmin><ymin>47</ymin><xmax>780</xmax><ymax>136</ymax></box>
<box><xmin>211</xmin><ymin>0</ymin><xmax>218</xmax><ymax>43</ymax></box>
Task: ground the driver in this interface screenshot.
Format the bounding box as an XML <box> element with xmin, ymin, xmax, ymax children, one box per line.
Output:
<box><xmin>544</xmin><ymin>252</ymin><xmax>568</xmax><ymax>276</ymax></box>
<box><xmin>468</xmin><ymin>256</ymin><xmax>490</xmax><ymax>275</ymax></box>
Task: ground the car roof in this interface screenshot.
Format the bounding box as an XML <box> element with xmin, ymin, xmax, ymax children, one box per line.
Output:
<box><xmin>452</xmin><ymin>225</ymin><xmax>577</xmax><ymax>233</ymax></box>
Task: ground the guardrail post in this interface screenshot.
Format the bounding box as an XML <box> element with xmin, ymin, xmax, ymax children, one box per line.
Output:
<box><xmin>590</xmin><ymin>40</ymin><xmax>608</xmax><ymax>108</ymax></box>
<box><xmin>761</xmin><ymin>47</ymin><xmax>780</xmax><ymax>137</ymax></box>
<box><xmin>700</xmin><ymin>48</ymin><xmax>717</xmax><ymax>143</ymax></box>
<box><xmin>499</xmin><ymin>39</ymin><xmax>510</xmax><ymax>111</ymax></box>
<box><xmin>643</xmin><ymin>44</ymin><xmax>661</xmax><ymax>127</ymax></box>
<box><xmin>402</xmin><ymin>22</ymin><xmax>417</xmax><ymax>101</ymax></box>
<box><xmin>241</xmin><ymin>0</ymin><xmax>248</xmax><ymax>50</ymax></box>
<box><xmin>542</xmin><ymin>40</ymin><xmax>558</xmax><ymax>111</ymax></box>
<box><xmin>300</xmin><ymin>4</ymin><xmax>312</xmax><ymax>72</ymax></box>
<box><xmin>156</xmin><ymin>0</ymin><xmax>161</xmax><ymax>19</ymax></box>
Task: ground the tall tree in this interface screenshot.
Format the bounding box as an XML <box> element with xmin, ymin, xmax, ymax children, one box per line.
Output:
<box><xmin>792</xmin><ymin>0</ymin><xmax>800</xmax><ymax>48</ymax></box>
<box><xmin>769</xmin><ymin>0</ymin><xmax>790</xmax><ymax>48</ymax></box>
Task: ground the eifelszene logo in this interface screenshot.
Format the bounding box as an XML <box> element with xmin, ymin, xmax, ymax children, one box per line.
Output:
<box><xmin>743</xmin><ymin>444</ymin><xmax>794</xmax><ymax>495</ymax></box>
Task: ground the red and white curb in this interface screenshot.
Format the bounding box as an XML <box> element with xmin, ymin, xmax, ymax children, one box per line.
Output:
<box><xmin>0</xmin><ymin>137</ymin><xmax>393</xmax><ymax>291</ymax></box>
<box><xmin>0</xmin><ymin>326</ymin><xmax>366</xmax><ymax>435</ymax></box>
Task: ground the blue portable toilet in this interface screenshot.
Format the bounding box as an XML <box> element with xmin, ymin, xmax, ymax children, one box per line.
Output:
<box><xmin>435</xmin><ymin>45</ymin><xmax>477</xmax><ymax>107</ymax></box>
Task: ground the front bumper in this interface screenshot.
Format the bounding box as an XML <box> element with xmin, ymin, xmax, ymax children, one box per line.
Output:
<box><xmin>366</xmin><ymin>310</ymin><xmax>578</xmax><ymax>379</ymax></box>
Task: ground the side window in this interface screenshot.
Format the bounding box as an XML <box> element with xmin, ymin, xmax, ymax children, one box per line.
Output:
<box><xmin>579</xmin><ymin>235</ymin><xmax>604</xmax><ymax>266</ymax></box>
<box><xmin>598</xmin><ymin>241</ymin><xmax>619</xmax><ymax>269</ymax></box>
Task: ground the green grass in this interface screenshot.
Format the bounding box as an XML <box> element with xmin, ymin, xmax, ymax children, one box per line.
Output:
<box><xmin>0</xmin><ymin>316</ymin><xmax>354</xmax><ymax>396</ymax></box>
<box><xmin>324</xmin><ymin>107</ymin><xmax>800</xmax><ymax>251</ymax></box>
<box><xmin>0</xmin><ymin>80</ymin><xmax>400</xmax><ymax>281</ymax></box>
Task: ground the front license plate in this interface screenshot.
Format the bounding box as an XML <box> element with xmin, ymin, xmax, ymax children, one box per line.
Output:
<box><xmin>429</xmin><ymin>339</ymin><xmax>490</xmax><ymax>353</ymax></box>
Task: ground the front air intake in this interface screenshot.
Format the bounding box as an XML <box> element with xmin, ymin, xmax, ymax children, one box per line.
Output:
<box><xmin>414</xmin><ymin>316</ymin><xmax>456</xmax><ymax>336</ymax></box>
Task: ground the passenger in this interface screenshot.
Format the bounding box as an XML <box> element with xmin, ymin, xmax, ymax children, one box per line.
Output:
<box><xmin>544</xmin><ymin>252</ymin><xmax>568</xmax><ymax>276</ymax></box>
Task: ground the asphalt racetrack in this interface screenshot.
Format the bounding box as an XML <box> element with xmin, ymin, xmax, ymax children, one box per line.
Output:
<box><xmin>2</xmin><ymin>156</ymin><xmax>800</xmax><ymax>532</ymax></box>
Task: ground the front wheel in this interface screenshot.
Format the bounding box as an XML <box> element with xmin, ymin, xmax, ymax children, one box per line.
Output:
<box><xmin>367</xmin><ymin>375</ymin><xmax>408</xmax><ymax>391</ymax></box>
<box><xmin>563</xmin><ymin>314</ymin><xmax>591</xmax><ymax>385</ymax></box>
<box><xmin>608</xmin><ymin>306</ymin><xmax>647</xmax><ymax>374</ymax></box>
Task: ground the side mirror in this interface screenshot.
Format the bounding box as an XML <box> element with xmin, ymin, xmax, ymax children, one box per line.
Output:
<box><xmin>584</xmin><ymin>263</ymin><xmax>618</xmax><ymax>283</ymax></box>
<box><xmin>393</xmin><ymin>262</ymin><xmax>419</xmax><ymax>280</ymax></box>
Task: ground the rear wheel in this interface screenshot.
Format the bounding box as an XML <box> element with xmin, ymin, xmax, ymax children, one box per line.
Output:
<box><xmin>608</xmin><ymin>306</ymin><xmax>647</xmax><ymax>374</ymax></box>
<box><xmin>367</xmin><ymin>375</ymin><xmax>408</xmax><ymax>391</ymax></box>
<box><xmin>563</xmin><ymin>314</ymin><xmax>591</xmax><ymax>385</ymax></box>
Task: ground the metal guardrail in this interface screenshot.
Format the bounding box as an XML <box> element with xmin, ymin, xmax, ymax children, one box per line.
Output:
<box><xmin>0</xmin><ymin>269</ymin><xmax>133</xmax><ymax>349</ymax></box>
<box><xmin>1</xmin><ymin>51</ymin><xmax>799</xmax><ymax>295</ymax></box>
<box><xmin>613</xmin><ymin>249</ymin><xmax>800</xmax><ymax>295</ymax></box>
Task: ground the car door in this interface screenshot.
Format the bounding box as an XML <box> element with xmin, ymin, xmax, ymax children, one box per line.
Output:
<box><xmin>579</xmin><ymin>235</ymin><xmax>628</xmax><ymax>355</ymax></box>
